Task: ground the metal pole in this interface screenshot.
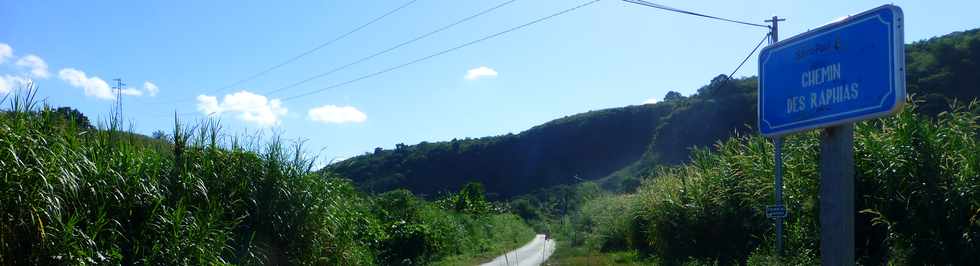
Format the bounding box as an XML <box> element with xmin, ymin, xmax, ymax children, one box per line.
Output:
<box><xmin>765</xmin><ymin>15</ymin><xmax>786</xmax><ymax>257</ymax></box>
<box><xmin>774</xmin><ymin>137</ymin><xmax>784</xmax><ymax>256</ymax></box>
<box><xmin>820</xmin><ymin>124</ymin><xmax>855</xmax><ymax>265</ymax></box>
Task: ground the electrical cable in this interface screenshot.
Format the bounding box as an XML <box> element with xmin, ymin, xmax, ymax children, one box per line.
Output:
<box><xmin>280</xmin><ymin>0</ymin><xmax>602</xmax><ymax>102</ymax></box>
<box><xmin>728</xmin><ymin>32</ymin><xmax>770</xmax><ymax>79</ymax></box>
<box><xmin>148</xmin><ymin>0</ymin><xmax>420</xmax><ymax>104</ymax></box>
<box><xmin>263</xmin><ymin>0</ymin><xmax>520</xmax><ymax>96</ymax></box>
<box><xmin>145</xmin><ymin>0</ymin><xmax>528</xmax><ymax>117</ymax></box>
<box><xmin>621</xmin><ymin>0</ymin><xmax>769</xmax><ymax>29</ymax></box>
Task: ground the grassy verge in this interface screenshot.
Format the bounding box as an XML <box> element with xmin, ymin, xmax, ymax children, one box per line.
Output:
<box><xmin>546</xmin><ymin>242</ymin><xmax>652</xmax><ymax>266</ymax></box>
<box><xmin>0</xmin><ymin>86</ymin><xmax>536</xmax><ymax>265</ymax></box>
<box><xmin>547</xmin><ymin>100</ymin><xmax>980</xmax><ymax>265</ymax></box>
<box><xmin>432</xmin><ymin>215</ymin><xmax>535</xmax><ymax>266</ymax></box>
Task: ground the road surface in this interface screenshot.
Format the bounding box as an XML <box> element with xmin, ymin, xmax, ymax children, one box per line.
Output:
<box><xmin>480</xmin><ymin>234</ymin><xmax>556</xmax><ymax>266</ymax></box>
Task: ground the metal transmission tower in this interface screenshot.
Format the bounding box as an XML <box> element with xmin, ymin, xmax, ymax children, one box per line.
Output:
<box><xmin>112</xmin><ymin>78</ymin><xmax>126</xmax><ymax>125</ymax></box>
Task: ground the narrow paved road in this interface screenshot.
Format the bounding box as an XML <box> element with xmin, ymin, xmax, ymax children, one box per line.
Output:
<box><xmin>480</xmin><ymin>234</ymin><xmax>556</xmax><ymax>266</ymax></box>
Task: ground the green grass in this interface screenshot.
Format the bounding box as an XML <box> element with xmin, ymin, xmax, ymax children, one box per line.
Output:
<box><xmin>547</xmin><ymin>244</ymin><xmax>654</xmax><ymax>266</ymax></box>
<box><xmin>430</xmin><ymin>214</ymin><xmax>535</xmax><ymax>266</ymax></box>
<box><xmin>0</xmin><ymin>87</ymin><xmax>381</xmax><ymax>264</ymax></box>
<box><xmin>0</xmin><ymin>85</ymin><xmax>535</xmax><ymax>265</ymax></box>
<box><xmin>556</xmin><ymin>100</ymin><xmax>980</xmax><ymax>265</ymax></box>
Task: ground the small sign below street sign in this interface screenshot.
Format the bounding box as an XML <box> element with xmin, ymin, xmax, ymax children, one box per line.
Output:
<box><xmin>758</xmin><ymin>5</ymin><xmax>905</xmax><ymax>136</ymax></box>
<box><xmin>766</xmin><ymin>205</ymin><xmax>788</xmax><ymax>219</ymax></box>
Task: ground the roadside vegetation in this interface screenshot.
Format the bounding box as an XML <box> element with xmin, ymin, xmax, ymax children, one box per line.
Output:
<box><xmin>535</xmin><ymin>28</ymin><xmax>980</xmax><ymax>265</ymax></box>
<box><xmin>544</xmin><ymin>100</ymin><xmax>979</xmax><ymax>265</ymax></box>
<box><xmin>3</xmin><ymin>22</ymin><xmax>977</xmax><ymax>266</ymax></box>
<box><xmin>0</xmin><ymin>86</ymin><xmax>532</xmax><ymax>265</ymax></box>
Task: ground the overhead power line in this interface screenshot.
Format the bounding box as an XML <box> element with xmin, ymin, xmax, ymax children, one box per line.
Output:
<box><xmin>264</xmin><ymin>0</ymin><xmax>520</xmax><ymax>96</ymax></box>
<box><xmin>728</xmin><ymin>32</ymin><xmax>770</xmax><ymax>79</ymax></box>
<box><xmin>280</xmin><ymin>0</ymin><xmax>602</xmax><ymax>102</ymax></box>
<box><xmin>145</xmin><ymin>0</ymin><xmax>530</xmax><ymax>117</ymax></box>
<box><xmin>620</xmin><ymin>0</ymin><xmax>773</xmax><ymax>79</ymax></box>
<box><xmin>219</xmin><ymin>0</ymin><xmax>421</xmax><ymax>91</ymax></box>
<box><xmin>145</xmin><ymin>0</ymin><xmax>525</xmax><ymax>117</ymax></box>
<box><xmin>151</xmin><ymin>0</ymin><xmax>420</xmax><ymax>104</ymax></box>
<box><xmin>621</xmin><ymin>0</ymin><xmax>770</xmax><ymax>29</ymax></box>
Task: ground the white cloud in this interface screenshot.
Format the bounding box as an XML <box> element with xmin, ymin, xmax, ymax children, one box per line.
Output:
<box><xmin>464</xmin><ymin>66</ymin><xmax>498</xmax><ymax>80</ymax></box>
<box><xmin>196</xmin><ymin>95</ymin><xmax>221</xmax><ymax>114</ymax></box>
<box><xmin>16</xmin><ymin>54</ymin><xmax>49</xmax><ymax>79</ymax></box>
<box><xmin>642</xmin><ymin>97</ymin><xmax>658</xmax><ymax>104</ymax></box>
<box><xmin>196</xmin><ymin>90</ymin><xmax>287</xmax><ymax>126</ymax></box>
<box><xmin>117</xmin><ymin>88</ymin><xmax>143</xmax><ymax>96</ymax></box>
<box><xmin>143</xmin><ymin>81</ymin><xmax>159</xmax><ymax>96</ymax></box>
<box><xmin>0</xmin><ymin>44</ymin><xmax>50</xmax><ymax>79</ymax></box>
<box><xmin>307</xmin><ymin>105</ymin><xmax>367</xmax><ymax>124</ymax></box>
<box><xmin>58</xmin><ymin>68</ymin><xmax>115</xmax><ymax>100</ymax></box>
<box><xmin>0</xmin><ymin>43</ymin><xmax>12</xmax><ymax>64</ymax></box>
<box><xmin>0</xmin><ymin>74</ymin><xmax>30</xmax><ymax>95</ymax></box>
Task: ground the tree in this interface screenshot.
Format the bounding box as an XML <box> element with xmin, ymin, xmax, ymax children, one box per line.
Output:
<box><xmin>52</xmin><ymin>107</ymin><xmax>92</xmax><ymax>129</ymax></box>
<box><xmin>664</xmin><ymin>91</ymin><xmax>686</xmax><ymax>102</ymax></box>
<box><xmin>440</xmin><ymin>182</ymin><xmax>492</xmax><ymax>215</ymax></box>
<box><xmin>151</xmin><ymin>130</ymin><xmax>169</xmax><ymax>141</ymax></box>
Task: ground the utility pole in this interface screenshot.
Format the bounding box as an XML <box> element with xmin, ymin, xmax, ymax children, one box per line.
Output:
<box><xmin>773</xmin><ymin>137</ymin><xmax>785</xmax><ymax>256</ymax></box>
<box><xmin>765</xmin><ymin>15</ymin><xmax>786</xmax><ymax>257</ymax></box>
<box><xmin>766</xmin><ymin>16</ymin><xmax>784</xmax><ymax>44</ymax></box>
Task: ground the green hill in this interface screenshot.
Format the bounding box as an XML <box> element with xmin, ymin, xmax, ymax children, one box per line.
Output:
<box><xmin>327</xmin><ymin>28</ymin><xmax>980</xmax><ymax>198</ymax></box>
<box><xmin>327</xmin><ymin>103</ymin><xmax>676</xmax><ymax>197</ymax></box>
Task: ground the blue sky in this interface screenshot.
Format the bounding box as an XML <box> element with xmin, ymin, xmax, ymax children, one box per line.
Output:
<box><xmin>1</xmin><ymin>0</ymin><xmax>977</xmax><ymax>163</ymax></box>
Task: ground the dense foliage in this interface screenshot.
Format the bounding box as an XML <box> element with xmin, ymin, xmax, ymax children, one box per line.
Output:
<box><xmin>327</xmin><ymin>28</ymin><xmax>980</xmax><ymax>199</ymax></box>
<box><xmin>329</xmin><ymin>103</ymin><xmax>675</xmax><ymax>197</ymax></box>
<box><xmin>906</xmin><ymin>28</ymin><xmax>980</xmax><ymax>116</ymax></box>
<box><xmin>0</xmin><ymin>89</ymin><xmax>532</xmax><ymax>265</ymax></box>
<box><xmin>372</xmin><ymin>188</ymin><xmax>532</xmax><ymax>265</ymax></box>
<box><xmin>538</xmin><ymin>28</ymin><xmax>980</xmax><ymax>265</ymax></box>
<box><xmin>563</xmin><ymin>101</ymin><xmax>979</xmax><ymax>265</ymax></box>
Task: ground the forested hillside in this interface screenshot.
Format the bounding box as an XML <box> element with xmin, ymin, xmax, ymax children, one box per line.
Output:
<box><xmin>328</xmin><ymin>28</ymin><xmax>980</xmax><ymax>198</ymax></box>
<box><xmin>328</xmin><ymin>103</ymin><xmax>675</xmax><ymax>197</ymax></box>
<box><xmin>906</xmin><ymin>28</ymin><xmax>980</xmax><ymax>115</ymax></box>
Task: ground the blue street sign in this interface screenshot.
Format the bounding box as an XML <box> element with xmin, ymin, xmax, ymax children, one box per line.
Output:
<box><xmin>766</xmin><ymin>205</ymin><xmax>788</xmax><ymax>219</ymax></box>
<box><xmin>758</xmin><ymin>5</ymin><xmax>905</xmax><ymax>136</ymax></box>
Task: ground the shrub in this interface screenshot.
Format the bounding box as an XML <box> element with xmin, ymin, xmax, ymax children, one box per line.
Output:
<box><xmin>0</xmin><ymin>86</ymin><xmax>532</xmax><ymax>264</ymax></box>
<box><xmin>575</xmin><ymin>100</ymin><xmax>980</xmax><ymax>265</ymax></box>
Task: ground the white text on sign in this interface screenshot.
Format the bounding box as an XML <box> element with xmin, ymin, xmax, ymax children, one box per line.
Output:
<box><xmin>786</xmin><ymin>63</ymin><xmax>860</xmax><ymax>115</ymax></box>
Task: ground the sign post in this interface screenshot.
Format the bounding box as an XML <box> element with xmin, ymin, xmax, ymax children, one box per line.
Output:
<box><xmin>820</xmin><ymin>124</ymin><xmax>855</xmax><ymax>264</ymax></box>
<box><xmin>758</xmin><ymin>5</ymin><xmax>904</xmax><ymax>265</ymax></box>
